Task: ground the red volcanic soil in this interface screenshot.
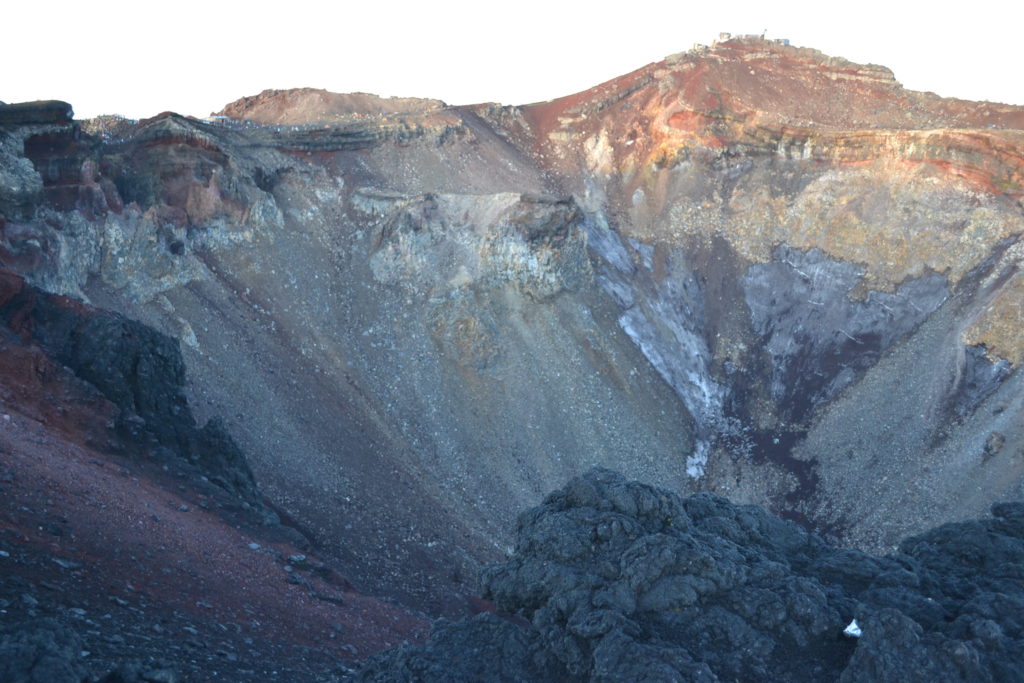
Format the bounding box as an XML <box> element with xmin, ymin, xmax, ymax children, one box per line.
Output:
<box><xmin>524</xmin><ymin>37</ymin><xmax>1024</xmax><ymax>137</ymax></box>
<box><xmin>515</xmin><ymin>37</ymin><xmax>1024</xmax><ymax>198</ymax></box>
<box><xmin>0</xmin><ymin>276</ymin><xmax>428</xmax><ymax>680</ymax></box>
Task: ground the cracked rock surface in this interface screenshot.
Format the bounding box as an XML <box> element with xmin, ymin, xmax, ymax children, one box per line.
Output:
<box><xmin>360</xmin><ymin>469</ymin><xmax>1024</xmax><ymax>681</ymax></box>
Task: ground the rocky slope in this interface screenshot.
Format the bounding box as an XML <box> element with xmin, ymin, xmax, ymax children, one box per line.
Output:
<box><xmin>0</xmin><ymin>34</ymin><xmax>1022</xmax><ymax>677</ymax></box>
<box><xmin>0</xmin><ymin>270</ymin><xmax>426</xmax><ymax>680</ymax></box>
<box><xmin>0</xmin><ymin>98</ymin><xmax>695</xmax><ymax>615</ymax></box>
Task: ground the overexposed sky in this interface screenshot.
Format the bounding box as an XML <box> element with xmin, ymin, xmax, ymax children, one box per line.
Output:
<box><xmin>4</xmin><ymin>1</ymin><xmax>1022</xmax><ymax>119</ymax></box>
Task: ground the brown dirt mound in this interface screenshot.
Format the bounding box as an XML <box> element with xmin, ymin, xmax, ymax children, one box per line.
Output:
<box><xmin>216</xmin><ymin>88</ymin><xmax>445</xmax><ymax>125</ymax></box>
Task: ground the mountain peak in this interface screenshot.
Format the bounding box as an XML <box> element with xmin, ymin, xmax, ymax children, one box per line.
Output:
<box><xmin>524</xmin><ymin>36</ymin><xmax>1024</xmax><ymax>140</ymax></box>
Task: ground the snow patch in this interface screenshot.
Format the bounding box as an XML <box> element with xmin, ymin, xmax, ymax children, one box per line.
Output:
<box><xmin>843</xmin><ymin>619</ymin><xmax>862</xmax><ymax>638</ymax></box>
<box><xmin>586</xmin><ymin>211</ymin><xmax>723</xmax><ymax>477</ymax></box>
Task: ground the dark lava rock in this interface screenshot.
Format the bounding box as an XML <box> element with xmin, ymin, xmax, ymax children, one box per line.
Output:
<box><xmin>30</xmin><ymin>301</ymin><xmax>193</xmax><ymax>447</ymax></box>
<box><xmin>355</xmin><ymin>613</ymin><xmax>567</xmax><ymax>682</ymax></box>
<box><xmin>97</xmin><ymin>661</ymin><xmax>180</xmax><ymax>683</ymax></box>
<box><xmin>0</xmin><ymin>619</ymin><xmax>88</xmax><ymax>682</ymax></box>
<box><xmin>358</xmin><ymin>469</ymin><xmax>1024</xmax><ymax>681</ymax></box>
<box><xmin>0</xmin><ymin>101</ymin><xmax>74</xmax><ymax>127</ymax></box>
<box><xmin>0</xmin><ymin>619</ymin><xmax>183</xmax><ymax>682</ymax></box>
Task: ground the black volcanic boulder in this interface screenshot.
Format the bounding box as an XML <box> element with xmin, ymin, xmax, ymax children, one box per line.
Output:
<box><xmin>358</xmin><ymin>469</ymin><xmax>1024</xmax><ymax>681</ymax></box>
<box><xmin>0</xmin><ymin>620</ymin><xmax>88</xmax><ymax>683</ymax></box>
<box><xmin>41</xmin><ymin>308</ymin><xmax>192</xmax><ymax>447</ymax></box>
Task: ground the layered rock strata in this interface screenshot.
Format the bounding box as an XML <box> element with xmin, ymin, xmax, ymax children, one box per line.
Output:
<box><xmin>0</xmin><ymin>36</ymin><xmax>1021</xmax><ymax>615</ymax></box>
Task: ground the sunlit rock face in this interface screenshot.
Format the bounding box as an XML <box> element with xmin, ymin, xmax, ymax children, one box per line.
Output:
<box><xmin>495</xmin><ymin>36</ymin><xmax>1024</xmax><ymax>550</ymax></box>
<box><xmin>1</xmin><ymin>36</ymin><xmax>1022</xmax><ymax>613</ymax></box>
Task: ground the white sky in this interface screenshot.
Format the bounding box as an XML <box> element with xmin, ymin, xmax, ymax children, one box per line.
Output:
<box><xmin>4</xmin><ymin>1</ymin><xmax>1022</xmax><ymax>119</ymax></box>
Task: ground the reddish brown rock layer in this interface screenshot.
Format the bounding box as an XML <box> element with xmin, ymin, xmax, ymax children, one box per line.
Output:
<box><xmin>518</xmin><ymin>37</ymin><xmax>1024</xmax><ymax>197</ymax></box>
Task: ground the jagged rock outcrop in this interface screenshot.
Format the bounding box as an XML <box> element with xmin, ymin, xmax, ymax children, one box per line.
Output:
<box><xmin>0</xmin><ymin>127</ymin><xmax>47</xmax><ymax>220</ymax></box>
<box><xmin>359</xmin><ymin>469</ymin><xmax>1024</xmax><ymax>681</ymax></box>
<box><xmin>363</xmin><ymin>191</ymin><xmax>590</xmax><ymax>300</ymax></box>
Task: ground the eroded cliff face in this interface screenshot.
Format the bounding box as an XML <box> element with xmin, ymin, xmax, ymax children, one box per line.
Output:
<box><xmin>0</xmin><ymin>37</ymin><xmax>1021</xmax><ymax>614</ymax></box>
<box><xmin>0</xmin><ymin>100</ymin><xmax>695</xmax><ymax>613</ymax></box>
<box><xmin>487</xmin><ymin>36</ymin><xmax>1024</xmax><ymax>548</ymax></box>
